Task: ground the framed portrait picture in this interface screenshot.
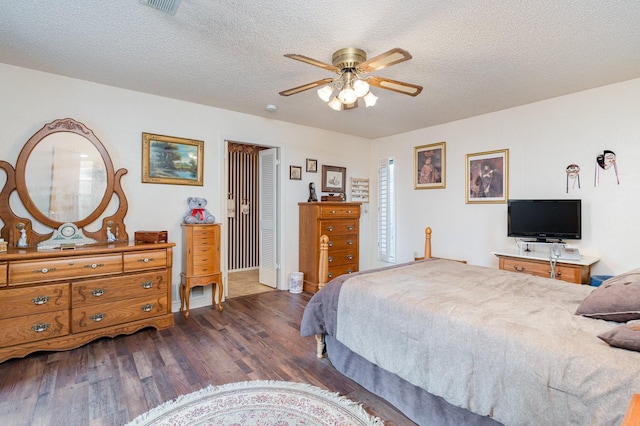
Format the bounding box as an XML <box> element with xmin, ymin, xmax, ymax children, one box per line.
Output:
<box><xmin>322</xmin><ymin>165</ymin><xmax>346</xmax><ymax>193</ymax></box>
<box><xmin>306</xmin><ymin>158</ymin><xmax>318</xmax><ymax>173</ymax></box>
<box><xmin>414</xmin><ymin>142</ymin><xmax>446</xmax><ymax>189</ymax></box>
<box><xmin>290</xmin><ymin>165</ymin><xmax>302</xmax><ymax>180</ymax></box>
<box><xmin>466</xmin><ymin>149</ymin><xmax>509</xmax><ymax>203</ymax></box>
<box><xmin>142</xmin><ymin>133</ymin><xmax>204</xmax><ymax>186</ymax></box>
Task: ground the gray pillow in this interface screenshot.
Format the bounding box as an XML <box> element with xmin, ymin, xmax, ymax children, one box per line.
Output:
<box><xmin>598</xmin><ymin>323</ymin><xmax>640</xmax><ymax>352</ymax></box>
<box><xmin>575</xmin><ymin>269</ymin><xmax>640</xmax><ymax>322</ymax></box>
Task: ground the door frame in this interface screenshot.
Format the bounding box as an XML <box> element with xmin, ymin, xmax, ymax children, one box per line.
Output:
<box><xmin>220</xmin><ymin>138</ymin><xmax>282</xmax><ymax>298</ymax></box>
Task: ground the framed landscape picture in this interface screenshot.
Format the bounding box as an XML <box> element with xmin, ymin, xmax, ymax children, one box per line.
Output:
<box><xmin>414</xmin><ymin>142</ymin><xmax>446</xmax><ymax>189</ymax></box>
<box><xmin>142</xmin><ymin>133</ymin><xmax>204</xmax><ymax>186</ymax></box>
<box><xmin>466</xmin><ymin>149</ymin><xmax>509</xmax><ymax>203</ymax></box>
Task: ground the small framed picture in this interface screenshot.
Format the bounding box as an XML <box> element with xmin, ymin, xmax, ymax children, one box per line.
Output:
<box><xmin>290</xmin><ymin>165</ymin><xmax>302</xmax><ymax>180</ymax></box>
<box><xmin>414</xmin><ymin>142</ymin><xmax>446</xmax><ymax>189</ymax></box>
<box><xmin>322</xmin><ymin>165</ymin><xmax>346</xmax><ymax>193</ymax></box>
<box><xmin>466</xmin><ymin>149</ymin><xmax>509</xmax><ymax>203</ymax></box>
<box><xmin>306</xmin><ymin>158</ymin><xmax>318</xmax><ymax>173</ymax></box>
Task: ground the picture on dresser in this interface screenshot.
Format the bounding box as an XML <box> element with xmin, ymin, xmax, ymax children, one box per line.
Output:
<box><xmin>466</xmin><ymin>149</ymin><xmax>509</xmax><ymax>204</ymax></box>
<box><xmin>142</xmin><ymin>133</ymin><xmax>204</xmax><ymax>186</ymax></box>
<box><xmin>321</xmin><ymin>165</ymin><xmax>346</xmax><ymax>193</ymax></box>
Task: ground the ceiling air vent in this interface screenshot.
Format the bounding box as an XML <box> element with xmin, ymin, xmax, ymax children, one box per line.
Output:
<box><xmin>139</xmin><ymin>0</ymin><xmax>181</xmax><ymax>15</ymax></box>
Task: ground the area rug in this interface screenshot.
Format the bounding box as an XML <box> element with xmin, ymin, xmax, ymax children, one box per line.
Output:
<box><xmin>127</xmin><ymin>380</ymin><xmax>385</xmax><ymax>425</ymax></box>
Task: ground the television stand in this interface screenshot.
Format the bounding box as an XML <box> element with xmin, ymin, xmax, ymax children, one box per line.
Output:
<box><xmin>491</xmin><ymin>249</ymin><xmax>599</xmax><ymax>284</ymax></box>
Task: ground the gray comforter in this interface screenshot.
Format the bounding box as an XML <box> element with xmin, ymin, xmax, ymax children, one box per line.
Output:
<box><xmin>301</xmin><ymin>259</ymin><xmax>640</xmax><ymax>425</ymax></box>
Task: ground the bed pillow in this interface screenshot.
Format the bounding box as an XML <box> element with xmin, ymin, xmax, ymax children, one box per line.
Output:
<box><xmin>598</xmin><ymin>322</ymin><xmax>640</xmax><ymax>352</ymax></box>
<box><xmin>575</xmin><ymin>268</ymin><xmax>640</xmax><ymax>322</ymax></box>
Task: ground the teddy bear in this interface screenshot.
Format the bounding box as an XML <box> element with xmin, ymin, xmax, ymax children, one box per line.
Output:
<box><xmin>183</xmin><ymin>196</ymin><xmax>216</xmax><ymax>224</ymax></box>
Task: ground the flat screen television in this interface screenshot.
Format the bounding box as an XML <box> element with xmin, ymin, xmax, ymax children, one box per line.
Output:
<box><xmin>507</xmin><ymin>199</ymin><xmax>581</xmax><ymax>242</ymax></box>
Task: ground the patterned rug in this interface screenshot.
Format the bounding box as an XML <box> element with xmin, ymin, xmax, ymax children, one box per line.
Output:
<box><xmin>127</xmin><ymin>380</ymin><xmax>385</xmax><ymax>425</ymax></box>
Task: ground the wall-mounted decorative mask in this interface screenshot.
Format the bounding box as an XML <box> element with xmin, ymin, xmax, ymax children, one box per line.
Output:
<box><xmin>565</xmin><ymin>164</ymin><xmax>580</xmax><ymax>193</ymax></box>
<box><xmin>595</xmin><ymin>150</ymin><xmax>619</xmax><ymax>186</ymax></box>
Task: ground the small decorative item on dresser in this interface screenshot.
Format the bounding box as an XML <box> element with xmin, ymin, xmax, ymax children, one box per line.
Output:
<box><xmin>134</xmin><ymin>231</ymin><xmax>168</xmax><ymax>244</ymax></box>
<box><xmin>321</xmin><ymin>195</ymin><xmax>343</xmax><ymax>201</ymax></box>
<box><xmin>0</xmin><ymin>239</ymin><xmax>7</xmax><ymax>252</ymax></box>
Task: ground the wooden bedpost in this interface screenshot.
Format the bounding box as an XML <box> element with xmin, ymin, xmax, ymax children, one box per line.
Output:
<box><xmin>622</xmin><ymin>394</ymin><xmax>640</xmax><ymax>426</ymax></box>
<box><xmin>424</xmin><ymin>227</ymin><xmax>432</xmax><ymax>259</ymax></box>
<box><xmin>318</xmin><ymin>234</ymin><xmax>329</xmax><ymax>290</ymax></box>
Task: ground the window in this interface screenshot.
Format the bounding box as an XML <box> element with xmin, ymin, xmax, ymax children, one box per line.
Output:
<box><xmin>377</xmin><ymin>157</ymin><xmax>395</xmax><ymax>262</ymax></box>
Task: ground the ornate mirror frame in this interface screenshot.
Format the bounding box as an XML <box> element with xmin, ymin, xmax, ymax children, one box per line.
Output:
<box><xmin>0</xmin><ymin>118</ymin><xmax>129</xmax><ymax>248</ymax></box>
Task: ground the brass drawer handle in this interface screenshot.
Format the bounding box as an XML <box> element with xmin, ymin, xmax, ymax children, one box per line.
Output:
<box><xmin>347</xmin><ymin>240</ymin><xmax>353</xmax><ymax>245</ymax></box>
<box><xmin>138</xmin><ymin>257</ymin><xmax>154</xmax><ymax>263</ymax></box>
<box><xmin>346</xmin><ymin>269</ymin><xmax>353</xmax><ymax>274</ymax></box>
<box><xmin>347</xmin><ymin>225</ymin><xmax>354</xmax><ymax>231</ymax></box>
<box><xmin>513</xmin><ymin>266</ymin><xmax>525</xmax><ymax>272</ymax></box>
<box><xmin>33</xmin><ymin>267</ymin><xmax>56</xmax><ymax>274</ymax></box>
<box><xmin>141</xmin><ymin>281</ymin><xmax>154</xmax><ymax>289</ymax></box>
<box><xmin>32</xmin><ymin>295</ymin><xmax>50</xmax><ymax>305</ymax></box>
<box><xmin>327</xmin><ymin>226</ymin><xmax>334</xmax><ymax>232</ymax></box>
<box><xmin>328</xmin><ymin>241</ymin><xmax>333</xmax><ymax>247</ymax></box>
<box><xmin>141</xmin><ymin>303</ymin><xmax>154</xmax><ymax>312</ymax></box>
<box><xmin>331</xmin><ymin>210</ymin><xmax>336</xmax><ymax>214</ymax></box>
<box><xmin>91</xmin><ymin>288</ymin><xmax>106</xmax><ymax>297</ymax></box>
<box><xmin>328</xmin><ymin>256</ymin><xmax>333</xmax><ymax>263</ymax></box>
<box><xmin>346</xmin><ymin>254</ymin><xmax>353</xmax><ymax>260</ymax></box>
<box><xmin>90</xmin><ymin>313</ymin><xmax>107</xmax><ymax>322</ymax></box>
<box><xmin>347</xmin><ymin>210</ymin><xmax>352</xmax><ymax>214</ymax></box>
<box><xmin>84</xmin><ymin>263</ymin><xmax>104</xmax><ymax>269</ymax></box>
<box><xmin>327</xmin><ymin>272</ymin><xmax>333</xmax><ymax>278</ymax></box>
<box><xmin>31</xmin><ymin>323</ymin><xmax>50</xmax><ymax>333</ymax></box>
<box><xmin>549</xmin><ymin>270</ymin><xmax>562</xmax><ymax>277</ymax></box>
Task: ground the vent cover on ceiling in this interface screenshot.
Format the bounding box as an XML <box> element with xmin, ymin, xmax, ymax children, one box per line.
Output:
<box><xmin>139</xmin><ymin>0</ymin><xmax>181</xmax><ymax>15</ymax></box>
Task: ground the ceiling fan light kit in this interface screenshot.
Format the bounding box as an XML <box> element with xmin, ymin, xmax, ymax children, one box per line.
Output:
<box><xmin>279</xmin><ymin>47</ymin><xmax>422</xmax><ymax>111</ymax></box>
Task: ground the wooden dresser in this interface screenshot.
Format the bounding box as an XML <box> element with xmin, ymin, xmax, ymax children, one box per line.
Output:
<box><xmin>180</xmin><ymin>223</ymin><xmax>222</xmax><ymax>316</ymax></box>
<box><xmin>299</xmin><ymin>202</ymin><xmax>361</xmax><ymax>293</ymax></box>
<box><xmin>492</xmin><ymin>249</ymin><xmax>599</xmax><ymax>284</ymax></box>
<box><xmin>0</xmin><ymin>242</ymin><xmax>175</xmax><ymax>363</ymax></box>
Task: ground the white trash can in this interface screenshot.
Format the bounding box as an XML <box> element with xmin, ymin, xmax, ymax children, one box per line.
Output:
<box><xmin>288</xmin><ymin>272</ymin><xmax>303</xmax><ymax>294</ymax></box>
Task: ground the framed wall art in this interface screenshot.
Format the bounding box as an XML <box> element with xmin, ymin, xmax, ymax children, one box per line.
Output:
<box><xmin>321</xmin><ymin>165</ymin><xmax>346</xmax><ymax>193</ymax></box>
<box><xmin>290</xmin><ymin>165</ymin><xmax>302</xmax><ymax>180</ymax></box>
<box><xmin>466</xmin><ymin>149</ymin><xmax>509</xmax><ymax>203</ymax></box>
<box><xmin>306</xmin><ymin>158</ymin><xmax>318</xmax><ymax>173</ymax></box>
<box><xmin>142</xmin><ymin>133</ymin><xmax>204</xmax><ymax>186</ymax></box>
<box><xmin>414</xmin><ymin>142</ymin><xmax>446</xmax><ymax>189</ymax></box>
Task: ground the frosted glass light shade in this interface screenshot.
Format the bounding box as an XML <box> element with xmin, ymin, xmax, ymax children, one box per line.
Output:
<box><xmin>328</xmin><ymin>97</ymin><xmax>343</xmax><ymax>111</ymax></box>
<box><xmin>317</xmin><ymin>86</ymin><xmax>334</xmax><ymax>102</ymax></box>
<box><xmin>363</xmin><ymin>91</ymin><xmax>378</xmax><ymax>107</ymax></box>
<box><xmin>338</xmin><ymin>88</ymin><xmax>357</xmax><ymax>104</ymax></box>
<box><xmin>353</xmin><ymin>79</ymin><xmax>370</xmax><ymax>97</ymax></box>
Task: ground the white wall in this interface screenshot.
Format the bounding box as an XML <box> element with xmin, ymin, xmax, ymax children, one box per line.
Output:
<box><xmin>369</xmin><ymin>78</ymin><xmax>640</xmax><ymax>277</ymax></box>
<box><xmin>0</xmin><ymin>63</ymin><xmax>371</xmax><ymax>311</ymax></box>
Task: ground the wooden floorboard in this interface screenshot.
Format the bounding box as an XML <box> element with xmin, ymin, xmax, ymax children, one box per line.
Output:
<box><xmin>0</xmin><ymin>290</ymin><xmax>415</xmax><ymax>426</ymax></box>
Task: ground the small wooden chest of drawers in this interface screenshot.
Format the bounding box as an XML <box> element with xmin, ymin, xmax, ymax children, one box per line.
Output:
<box><xmin>299</xmin><ymin>202</ymin><xmax>361</xmax><ymax>293</ymax></box>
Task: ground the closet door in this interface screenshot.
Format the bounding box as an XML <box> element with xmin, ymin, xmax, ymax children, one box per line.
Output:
<box><xmin>258</xmin><ymin>148</ymin><xmax>278</xmax><ymax>288</ymax></box>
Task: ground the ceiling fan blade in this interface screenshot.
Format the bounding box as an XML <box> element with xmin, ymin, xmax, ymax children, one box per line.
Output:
<box><xmin>284</xmin><ymin>54</ymin><xmax>338</xmax><ymax>72</ymax></box>
<box><xmin>359</xmin><ymin>48</ymin><xmax>413</xmax><ymax>72</ymax></box>
<box><xmin>367</xmin><ymin>76</ymin><xmax>423</xmax><ymax>96</ymax></box>
<box><xmin>279</xmin><ymin>78</ymin><xmax>334</xmax><ymax>96</ymax></box>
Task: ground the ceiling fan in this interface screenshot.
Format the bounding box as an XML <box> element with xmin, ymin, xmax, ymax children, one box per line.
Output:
<box><xmin>279</xmin><ymin>47</ymin><xmax>423</xmax><ymax>110</ymax></box>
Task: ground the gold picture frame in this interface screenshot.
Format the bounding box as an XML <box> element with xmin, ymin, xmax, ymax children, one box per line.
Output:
<box><xmin>466</xmin><ymin>149</ymin><xmax>509</xmax><ymax>203</ymax></box>
<box><xmin>142</xmin><ymin>133</ymin><xmax>204</xmax><ymax>186</ymax></box>
<box><xmin>414</xmin><ymin>142</ymin><xmax>446</xmax><ymax>189</ymax></box>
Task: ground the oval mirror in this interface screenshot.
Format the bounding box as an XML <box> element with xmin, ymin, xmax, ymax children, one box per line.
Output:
<box><xmin>15</xmin><ymin>119</ymin><xmax>115</xmax><ymax>228</ymax></box>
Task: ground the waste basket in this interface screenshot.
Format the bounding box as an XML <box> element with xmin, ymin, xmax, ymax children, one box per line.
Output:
<box><xmin>288</xmin><ymin>272</ymin><xmax>303</xmax><ymax>293</ymax></box>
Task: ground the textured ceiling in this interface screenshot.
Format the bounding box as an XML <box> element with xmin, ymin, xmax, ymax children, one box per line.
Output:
<box><xmin>1</xmin><ymin>1</ymin><xmax>640</xmax><ymax>139</ymax></box>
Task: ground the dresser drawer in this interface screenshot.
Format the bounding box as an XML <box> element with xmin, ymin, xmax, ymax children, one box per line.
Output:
<box><xmin>9</xmin><ymin>254</ymin><xmax>123</xmax><ymax>285</ymax></box>
<box><xmin>327</xmin><ymin>248</ymin><xmax>358</xmax><ymax>267</ymax></box>
<box><xmin>72</xmin><ymin>270</ymin><xmax>168</xmax><ymax>307</ymax></box>
<box><xmin>124</xmin><ymin>250</ymin><xmax>167</xmax><ymax>272</ymax></box>
<box><xmin>0</xmin><ymin>310</ymin><xmax>69</xmax><ymax>347</ymax></box>
<box><xmin>192</xmin><ymin>227</ymin><xmax>218</xmax><ymax>243</ymax></box>
<box><xmin>327</xmin><ymin>263</ymin><xmax>358</xmax><ymax>280</ymax></box>
<box><xmin>319</xmin><ymin>205</ymin><xmax>360</xmax><ymax>218</ymax></box>
<box><xmin>0</xmin><ymin>262</ymin><xmax>7</xmax><ymax>286</ymax></box>
<box><xmin>500</xmin><ymin>257</ymin><xmax>583</xmax><ymax>283</ymax></box>
<box><xmin>0</xmin><ymin>283</ymin><xmax>69</xmax><ymax>320</ymax></box>
<box><xmin>72</xmin><ymin>295</ymin><xmax>168</xmax><ymax>333</ymax></box>
<box><xmin>320</xmin><ymin>220</ymin><xmax>359</xmax><ymax>235</ymax></box>
<box><xmin>326</xmin><ymin>234</ymin><xmax>358</xmax><ymax>251</ymax></box>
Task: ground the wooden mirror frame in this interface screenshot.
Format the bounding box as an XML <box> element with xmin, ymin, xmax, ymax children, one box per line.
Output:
<box><xmin>0</xmin><ymin>118</ymin><xmax>129</xmax><ymax>247</ymax></box>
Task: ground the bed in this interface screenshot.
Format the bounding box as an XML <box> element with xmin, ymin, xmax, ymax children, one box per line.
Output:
<box><xmin>300</xmin><ymin>228</ymin><xmax>640</xmax><ymax>425</ymax></box>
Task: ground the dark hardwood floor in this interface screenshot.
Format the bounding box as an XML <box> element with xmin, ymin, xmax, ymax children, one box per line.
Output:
<box><xmin>0</xmin><ymin>291</ymin><xmax>415</xmax><ymax>426</ymax></box>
